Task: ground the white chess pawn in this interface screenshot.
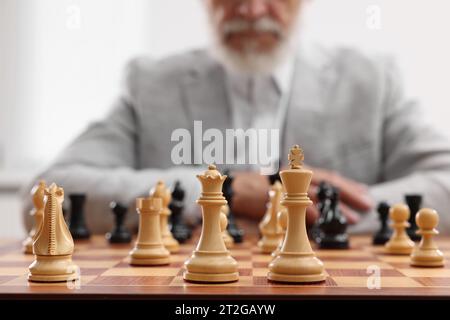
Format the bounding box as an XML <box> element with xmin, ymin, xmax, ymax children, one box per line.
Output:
<box><xmin>271</xmin><ymin>207</ymin><xmax>288</xmax><ymax>259</ymax></box>
<box><xmin>385</xmin><ymin>204</ymin><xmax>415</xmax><ymax>255</ymax></box>
<box><xmin>150</xmin><ymin>181</ymin><xmax>180</xmax><ymax>253</ymax></box>
<box><xmin>258</xmin><ymin>182</ymin><xmax>284</xmax><ymax>254</ymax></box>
<box><xmin>410</xmin><ymin>208</ymin><xmax>444</xmax><ymax>267</ymax></box>
<box><xmin>220</xmin><ymin>205</ymin><xmax>234</xmax><ymax>249</ymax></box>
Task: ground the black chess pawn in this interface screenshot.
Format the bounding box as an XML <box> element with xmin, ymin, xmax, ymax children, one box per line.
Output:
<box><xmin>169</xmin><ymin>181</ymin><xmax>192</xmax><ymax>243</ymax></box>
<box><xmin>373</xmin><ymin>202</ymin><xmax>392</xmax><ymax>245</ymax></box>
<box><xmin>106</xmin><ymin>202</ymin><xmax>132</xmax><ymax>244</ymax></box>
<box><xmin>223</xmin><ymin>171</ymin><xmax>244</xmax><ymax>243</ymax></box>
<box><xmin>68</xmin><ymin>193</ymin><xmax>90</xmax><ymax>239</ymax></box>
<box><xmin>316</xmin><ymin>187</ymin><xmax>349</xmax><ymax>249</ymax></box>
<box><xmin>405</xmin><ymin>194</ymin><xmax>422</xmax><ymax>241</ymax></box>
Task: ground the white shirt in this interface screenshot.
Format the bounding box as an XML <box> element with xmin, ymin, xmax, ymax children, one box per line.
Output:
<box><xmin>225</xmin><ymin>55</ymin><xmax>296</xmax><ymax>170</ymax></box>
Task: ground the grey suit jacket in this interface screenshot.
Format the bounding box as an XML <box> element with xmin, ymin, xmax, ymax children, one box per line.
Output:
<box><xmin>22</xmin><ymin>44</ymin><xmax>450</xmax><ymax>234</ymax></box>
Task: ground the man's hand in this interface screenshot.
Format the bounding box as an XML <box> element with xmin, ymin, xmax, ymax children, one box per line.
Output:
<box><xmin>231</xmin><ymin>167</ymin><xmax>374</xmax><ymax>226</ymax></box>
<box><xmin>307</xmin><ymin>166</ymin><xmax>374</xmax><ymax>224</ymax></box>
<box><xmin>232</xmin><ymin>172</ymin><xmax>271</xmax><ymax>220</ymax></box>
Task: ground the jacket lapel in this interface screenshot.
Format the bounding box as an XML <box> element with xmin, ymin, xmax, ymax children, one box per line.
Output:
<box><xmin>181</xmin><ymin>53</ymin><xmax>233</xmax><ymax>132</ymax></box>
<box><xmin>283</xmin><ymin>44</ymin><xmax>338</xmax><ymax>166</ymax></box>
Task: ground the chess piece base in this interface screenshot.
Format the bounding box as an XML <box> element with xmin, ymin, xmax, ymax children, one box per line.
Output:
<box><xmin>258</xmin><ymin>235</ymin><xmax>282</xmax><ymax>254</ymax></box>
<box><xmin>106</xmin><ymin>230</ymin><xmax>132</xmax><ymax>244</ymax></box>
<box><xmin>223</xmin><ymin>232</ymin><xmax>234</xmax><ymax>249</ymax></box>
<box><xmin>317</xmin><ymin>234</ymin><xmax>349</xmax><ymax>250</ymax></box>
<box><xmin>385</xmin><ymin>240</ymin><xmax>414</xmax><ymax>255</ymax></box>
<box><xmin>183</xmin><ymin>271</ymin><xmax>239</xmax><ymax>283</ymax></box>
<box><xmin>373</xmin><ymin>232</ymin><xmax>392</xmax><ymax>246</ymax></box>
<box><xmin>130</xmin><ymin>257</ymin><xmax>170</xmax><ymax>266</ymax></box>
<box><xmin>28</xmin><ymin>255</ymin><xmax>79</xmax><ymax>283</ymax></box>
<box><xmin>163</xmin><ymin>236</ymin><xmax>180</xmax><ymax>253</ymax></box>
<box><xmin>70</xmin><ymin>227</ymin><xmax>91</xmax><ymax>240</ymax></box>
<box><xmin>129</xmin><ymin>245</ymin><xmax>170</xmax><ymax>266</ymax></box>
<box><xmin>183</xmin><ymin>251</ymin><xmax>238</xmax><ymax>283</ymax></box>
<box><xmin>410</xmin><ymin>249</ymin><xmax>445</xmax><ymax>267</ymax></box>
<box><xmin>267</xmin><ymin>272</ymin><xmax>326</xmax><ymax>283</ymax></box>
<box><xmin>268</xmin><ymin>253</ymin><xmax>326</xmax><ymax>283</ymax></box>
<box><xmin>22</xmin><ymin>237</ymin><xmax>33</xmax><ymax>254</ymax></box>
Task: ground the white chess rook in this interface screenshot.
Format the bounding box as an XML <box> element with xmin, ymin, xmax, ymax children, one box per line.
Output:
<box><xmin>129</xmin><ymin>197</ymin><xmax>170</xmax><ymax>266</ymax></box>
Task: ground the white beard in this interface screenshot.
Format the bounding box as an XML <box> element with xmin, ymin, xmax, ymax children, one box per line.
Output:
<box><xmin>208</xmin><ymin>17</ymin><xmax>297</xmax><ymax>76</ymax></box>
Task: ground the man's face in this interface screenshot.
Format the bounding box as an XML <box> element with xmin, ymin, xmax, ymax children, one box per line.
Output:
<box><xmin>206</xmin><ymin>0</ymin><xmax>303</xmax><ymax>54</ymax></box>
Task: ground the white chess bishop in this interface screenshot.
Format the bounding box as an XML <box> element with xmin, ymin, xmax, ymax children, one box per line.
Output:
<box><xmin>183</xmin><ymin>165</ymin><xmax>238</xmax><ymax>283</ymax></box>
<box><xmin>268</xmin><ymin>145</ymin><xmax>326</xmax><ymax>283</ymax></box>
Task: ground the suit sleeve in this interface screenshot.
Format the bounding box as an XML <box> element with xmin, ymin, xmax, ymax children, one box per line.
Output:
<box><xmin>352</xmin><ymin>58</ymin><xmax>450</xmax><ymax>234</ymax></box>
<box><xmin>20</xmin><ymin>61</ymin><xmax>202</xmax><ymax>234</ymax></box>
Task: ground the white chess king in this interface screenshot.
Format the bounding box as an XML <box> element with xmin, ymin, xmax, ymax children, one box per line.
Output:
<box><xmin>268</xmin><ymin>145</ymin><xmax>326</xmax><ymax>283</ymax></box>
<box><xmin>183</xmin><ymin>165</ymin><xmax>238</xmax><ymax>283</ymax></box>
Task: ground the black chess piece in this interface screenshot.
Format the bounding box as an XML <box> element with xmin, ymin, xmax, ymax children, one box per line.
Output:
<box><xmin>68</xmin><ymin>193</ymin><xmax>90</xmax><ymax>240</ymax></box>
<box><xmin>405</xmin><ymin>194</ymin><xmax>422</xmax><ymax>241</ymax></box>
<box><xmin>223</xmin><ymin>171</ymin><xmax>244</xmax><ymax>243</ymax></box>
<box><xmin>106</xmin><ymin>202</ymin><xmax>132</xmax><ymax>244</ymax></box>
<box><xmin>168</xmin><ymin>181</ymin><xmax>192</xmax><ymax>243</ymax></box>
<box><xmin>268</xmin><ymin>172</ymin><xmax>281</xmax><ymax>185</ymax></box>
<box><xmin>316</xmin><ymin>187</ymin><xmax>349</xmax><ymax>249</ymax></box>
<box><xmin>311</xmin><ymin>181</ymin><xmax>334</xmax><ymax>241</ymax></box>
<box><xmin>373</xmin><ymin>202</ymin><xmax>392</xmax><ymax>245</ymax></box>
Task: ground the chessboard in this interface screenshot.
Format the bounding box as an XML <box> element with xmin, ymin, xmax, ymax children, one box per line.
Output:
<box><xmin>1</xmin><ymin>234</ymin><xmax>450</xmax><ymax>299</ymax></box>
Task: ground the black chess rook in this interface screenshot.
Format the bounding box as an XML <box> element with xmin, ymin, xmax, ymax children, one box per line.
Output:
<box><xmin>106</xmin><ymin>202</ymin><xmax>132</xmax><ymax>244</ymax></box>
<box><xmin>405</xmin><ymin>194</ymin><xmax>422</xmax><ymax>241</ymax></box>
<box><xmin>373</xmin><ymin>202</ymin><xmax>392</xmax><ymax>245</ymax></box>
<box><xmin>68</xmin><ymin>193</ymin><xmax>91</xmax><ymax>240</ymax></box>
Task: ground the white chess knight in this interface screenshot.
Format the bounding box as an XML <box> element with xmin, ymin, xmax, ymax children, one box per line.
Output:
<box><xmin>28</xmin><ymin>183</ymin><xmax>79</xmax><ymax>282</ymax></box>
<box><xmin>183</xmin><ymin>165</ymin><xmax>238</xmax><ymax>283</ymax></box>
<box><xmin>410</xmin><ymin>208</ymin><xmax>445</xmax><ymax>267</ymax></box>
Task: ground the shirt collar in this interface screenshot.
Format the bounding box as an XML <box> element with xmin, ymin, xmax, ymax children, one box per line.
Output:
<box><xmin>272</xmin><ymin>52</ymin><xmax>296</xmax><ymax>95</ymax></box>
<box><xmin>224</xmin><ymin>52</ymin><xmax>296</xmax><ymax>97</ymax></box>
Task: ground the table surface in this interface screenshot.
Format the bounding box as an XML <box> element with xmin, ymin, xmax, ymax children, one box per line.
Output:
<box><xmin>1</xmin><ymin>233</ymin><xmax>450</xmax><ymax>300</ymax></box>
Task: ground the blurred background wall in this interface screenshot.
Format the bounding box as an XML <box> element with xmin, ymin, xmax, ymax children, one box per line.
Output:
<box><xmin>1</xmin><ymin>0</ymin><xmax>450</xmax><ymax>238</ymax></box>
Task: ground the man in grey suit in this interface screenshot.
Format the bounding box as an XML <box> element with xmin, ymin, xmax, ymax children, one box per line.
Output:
<box><xmin>23</xmin><ymin>0</ymin><xmax>450</xmax><ymax>234</ymax></box>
